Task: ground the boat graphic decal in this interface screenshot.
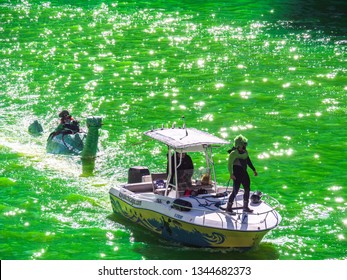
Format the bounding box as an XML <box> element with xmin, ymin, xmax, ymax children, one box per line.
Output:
<box><xmin>110</xmin><ymin>194</ymin><xmax>228</xmax><ymax>247</ymax></box>
<box><xmin>194</xmin><ymin>229</ymin><xmax>226</xmax><ymax>245</ymax></box>
<box><xmin>110</xmin><ymin>196</ymin><xmax>163</xmax><ymax>232</ymax></box>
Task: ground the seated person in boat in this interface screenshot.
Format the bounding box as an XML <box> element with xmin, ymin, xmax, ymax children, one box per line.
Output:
<box><xmin>167</xmin><ymin>152</ymin><xmax>194</xmax><ymax>189</ymax></box>
<box><xmin>201</xmin><ymin>173</ymin><xmax>211</xmax><ymax>186</ymax></box>
<box><xmin>53</xmin><ymin>110</ymin><xmax>80</xmax><ymax>136</ymax></box>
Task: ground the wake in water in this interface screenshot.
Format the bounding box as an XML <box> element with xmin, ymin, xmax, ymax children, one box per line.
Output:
<box><xmin>1</xmin><ymin>109</ymin><xmax>110</xmax><ymax>178</ymax></box>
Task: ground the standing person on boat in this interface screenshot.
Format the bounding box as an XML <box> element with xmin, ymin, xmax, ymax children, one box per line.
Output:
<box><xmin>55</xmin><ymin>110</ymin><xmax>80</xmax><ymax>135</ymax></box>
<box><xmin>226</xmin><ymin>135</ymin><xmax>258</xmax><ymax>214</ymax></box>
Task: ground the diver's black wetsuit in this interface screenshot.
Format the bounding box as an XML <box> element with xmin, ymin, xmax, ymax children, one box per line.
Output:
<box><xmin>228</xmin><ymin>148</ymin><xmax>256</xmax><ymax>204</ymax></box>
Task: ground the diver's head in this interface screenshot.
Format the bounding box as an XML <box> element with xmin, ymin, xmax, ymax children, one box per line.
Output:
<box><xmin>234</xmin><ymin>134</ymin><xmax>248</xmax><ymax>150</ymax></box>
<box><xmin>59</xmin><ymin>110</ymin><xmax>70</xmax><ymax>118</ymax></box>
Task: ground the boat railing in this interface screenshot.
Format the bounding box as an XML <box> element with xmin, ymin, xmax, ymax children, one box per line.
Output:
<box><xmin>261</xmin><ymin>194</ymin><xmax>282</xmax><ymax>210</ymax></box>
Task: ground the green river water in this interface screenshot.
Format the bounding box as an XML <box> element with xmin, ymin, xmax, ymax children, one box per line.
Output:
<box><xmin>0</xmin><ymin>0</ymin><xmax>346</xmax><ymax>260</ymax></box>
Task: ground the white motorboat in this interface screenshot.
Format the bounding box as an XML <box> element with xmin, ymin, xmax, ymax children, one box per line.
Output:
<box><xmin>109</xmin><ymin>126</ymin><xmax>281</xmax><ymax>248</ymax></box>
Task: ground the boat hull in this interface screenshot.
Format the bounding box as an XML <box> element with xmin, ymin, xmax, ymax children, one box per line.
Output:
<box><xmin>109</xmin><ymin>191</ymin><xmax>269</xmax><ymax>248</ymax></box>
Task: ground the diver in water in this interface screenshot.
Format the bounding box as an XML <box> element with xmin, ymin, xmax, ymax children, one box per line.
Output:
<box><xmin>55</xmin><ymin>110</ymin><xmax>80</xmax><ymax>135</ymax></box>
<box><xmin>48</xmin><ymin>110</ymin><xmax>80</xmax><ymax>139</ymax></box>
<box><xmin>226</xmin><ymin>135</ymin><xmax>258</xmax><ymax>214</ymax></box>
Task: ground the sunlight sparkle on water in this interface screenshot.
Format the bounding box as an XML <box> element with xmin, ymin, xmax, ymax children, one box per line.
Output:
<box><xmin>219</xmin><ymin>127</ymin><xmax>229</xmax><ymax>138</ymax></box>
<box><xmin>32</xmin><ymin>249</ymin><xmax>45</xmax><ymax>259</ymax></box>
<box><xmin>326</xmin><ymin>73</ymin><xmax>336</xmax><ymax>79</ymax></box>
<box><xmin>84</xmin><ymin>80</ymin><xmax>98</xmax><ymax>91</ymax></box>
<box><xmin>215</xmin><ymin>83</ymin><xmax>224</xmax><ymax>89</ymax></box>
<box><xmin>328</xmin><ymin>185</ymin><xmax>342</xmax><ymax>191</ymax></box>
<box><xmin>337</xmin><ymin>234</ymin><xmax>345</xmax><ymax>240</ymax></box>
<box><xmin>258</xmin><ymin>147</ymin><xmax>293</xmax><ymax>159</ymax></box>
<box><xmin>4</xmin><ymin>207</ymin><xmax>26</xmax><ymax>216</ymax></box>
<box><xmin>201</xmin><ymin>114</ymin><xmax>214</xmax><ymax>121</ymax></box>
<box><xmin>266</xmin><ymin>111</ymin><xmax>279</xmax><ymax>115</ymax></box>
<box><xmin>322</xmin><ymin>98</ymin><xmax>339</xmax><ymax>105</ymax></box>
<box><xmin>197</xmin><ymin>59</ymin><xmax>205</xmax><ymax>68</ymax></box>
<box><xmin>194</xmin><ymin>101</ymin><xmax>205</xmax><ymax>110</ymax></box>
<box><xmin>258</xmin><ymin>152</ymin><xmax>270</xmax><ymax>159</ymax></box>
<box><xmin>240</xmin><ymin>91</ymin><xmax>251</xmax><ymax>99</ymax></box>
<box><xmin>302</xmin><ymin>204</ymin><xmax>333</xmax><ymax>220</ymax></box>
<box><xmin>93</xmin><ymin>65</ymin><xmax>104</xmax><ymax>73</ymax></box>
<box><xmin>230</xmin><ymin>124</ymin><xmax>253</xmax><ymax>131</ymax></box>
<box><xmin>326</xmin><ymin>106</ymin><xmax>339</xmax><ymax>112</ymax></box>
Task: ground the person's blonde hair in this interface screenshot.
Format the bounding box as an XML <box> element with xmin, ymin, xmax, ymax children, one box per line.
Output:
<box><xmin>234</xmin><ymin>134</ymin><xmax>248</xmax><ymax>148</ymax></box>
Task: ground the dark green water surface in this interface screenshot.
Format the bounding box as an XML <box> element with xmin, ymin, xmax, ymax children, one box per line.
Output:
<box><xmin>0</xmin><ymin>0</ymin><xmax>346</xmax><ymax>260</ymax></box>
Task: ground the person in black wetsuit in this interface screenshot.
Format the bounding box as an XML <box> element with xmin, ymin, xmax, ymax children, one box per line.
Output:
<box><xmin>48</xmin><ymin>110</ymin><xmax>80</xmax><ymax>140</ymax></box>
<box><xmin>55</xmin><ymin>110</ymin><xmax>80</xmax><ymax>135</ymax></box>
<box><xmin>226</xmin><ymin>135</ymin><xmax>258</xmax><ymax>214</ymax></box>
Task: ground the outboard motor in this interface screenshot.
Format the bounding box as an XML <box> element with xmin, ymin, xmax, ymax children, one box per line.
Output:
<box><xmin>251</xmin><ymin>190</ymin><xmax>263</xmax><ymax>204</ymax></box>
<box><xmin>128</xmin><ymin>166</ymin><xmax>150</xmax><ymax>183</ymax></box>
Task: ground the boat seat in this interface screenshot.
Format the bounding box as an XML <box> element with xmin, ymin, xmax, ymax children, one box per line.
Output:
<box><xmin>151</xmin><ymin>172</ymin><xmax>168</xmax><ymax>194</ymax></box>
<box><xmin>124</xmin><ymin>182</ymin><xmax>154</xmax><ymax>193</ymax></box>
